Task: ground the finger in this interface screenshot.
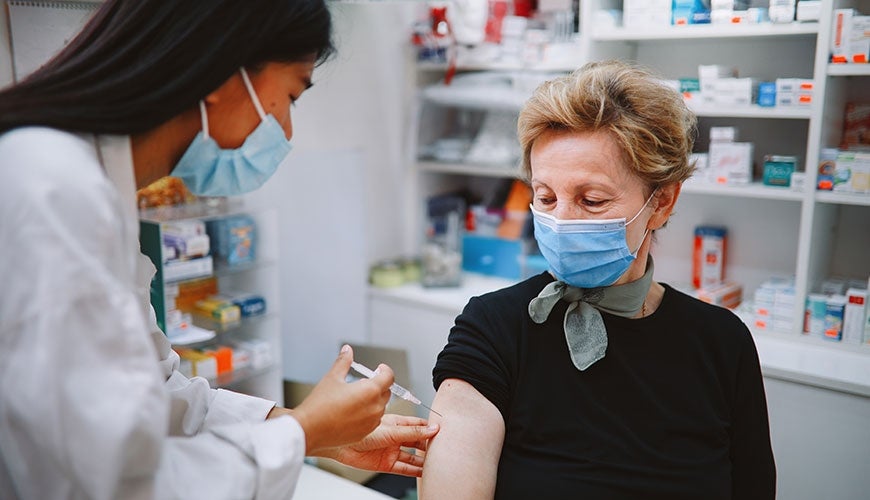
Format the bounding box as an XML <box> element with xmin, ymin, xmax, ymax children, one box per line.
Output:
<box><xmin>389</xmin><ymin>460</ymin><xmax>424</xmax><ymax>478</ymax></box>
<box><xmin>370</xmin><ymin>363</ymin><xmax>395</xmax><ymax>389</ymax></box>
<box><xmin>329</xmin><ymin>344</ymin><xmax>353</xmax><ymax>379</ymax></box>
<box><xmin>398</xmin><ymin>450</ymin><xmax>425</xmax><ymax>468</ymax></box>
<box><xmin>393</xmin><ymin>423</ymin><xmax>439</xmax><ymax>445</ymax></box>
<box><xmin>385</xmin><ymin>414</ymin><xmax>429</xmax><ymax>427</ymax></box>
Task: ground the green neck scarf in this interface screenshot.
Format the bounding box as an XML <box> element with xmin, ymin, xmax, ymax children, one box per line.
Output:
<box><xmin>528</xmin><ymin>257</ymin><xmax>655</xmax><ymax>371</ymax></box>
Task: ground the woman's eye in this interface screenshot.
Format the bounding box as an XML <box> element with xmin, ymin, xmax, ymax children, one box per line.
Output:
<box><xmin>535</xmin><ymin>196</ymin><xmax>555</xmax><ymax>206</ymax></box>
<box><xmin>581</xmin><ymin>198</ymin><xmax>605</xmax><ymax>207</ymax></box>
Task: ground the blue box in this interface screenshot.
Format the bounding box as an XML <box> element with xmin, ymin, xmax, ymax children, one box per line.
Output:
<box><xmin>672</xmin><ymin>0</ymin><xmax>710</xmax><ymax>25</ymax></box>
<box><xmin>462</xmin><ymin>235</ymin><xmax>522</xmax><ymax>280</ymax></box>
<box><xmin>758</xmin><ymin>82</ymin><xmax>777</xmax><ymax>107</ymax></box>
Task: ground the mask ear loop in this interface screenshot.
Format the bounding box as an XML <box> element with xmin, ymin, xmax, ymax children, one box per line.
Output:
<box><xmin>239</xmin><ymin>67</ymin><xmax>267</xmax><ymax>121</ymax></box>
<box><xmin>198</xmin><ymin>101</ymin><xmax>210</xmax><ymax>140</ymax></box>
<box><xmin>627</xmin><ymin>188</ymin><xmax>658</xmax><ymax>255</ymax></box>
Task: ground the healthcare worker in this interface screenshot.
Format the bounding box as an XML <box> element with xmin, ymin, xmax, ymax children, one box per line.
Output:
<box><xmin>0</xmin><ymin>1</ymin><xmax>438</xmax><ymax>499</ymax></box>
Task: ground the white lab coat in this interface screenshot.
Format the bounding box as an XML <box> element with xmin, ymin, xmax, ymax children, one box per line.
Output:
<box><xmin>0</xmin><ymin>127</ymin><xmax>305</xmax><ymax>499</ymax></box>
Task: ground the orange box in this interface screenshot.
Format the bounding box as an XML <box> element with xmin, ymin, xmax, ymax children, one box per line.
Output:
<box><xmin>203</xmin><ymin>345</ymin><xmax>234</xmax><ymax>375</ymax></box>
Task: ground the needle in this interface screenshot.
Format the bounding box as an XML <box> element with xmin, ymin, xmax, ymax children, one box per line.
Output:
<box><xmin>351</xmin><ymin>361</ymin><xmax>443</xmax><ymax>417</ymax></box>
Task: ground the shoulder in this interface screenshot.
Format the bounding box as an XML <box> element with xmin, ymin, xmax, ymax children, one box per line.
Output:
<box><xmin>0</xmin><ymin>127</ymin><xmax>105</xmax><ymax>189</ymax></box>
<box><xmin>0</xmin><ymin>127</ymin><xmax>118</xmax><ymax>234</ymax></box>
<box><xmin>660</xmin><ymin>283</ymin><xmax>754</xmax><ymax>348</ymax></box>
<box><xmin>463</xmin><ymin>272</ymin><xmax>555</xmax><ymax>320</ymax></box>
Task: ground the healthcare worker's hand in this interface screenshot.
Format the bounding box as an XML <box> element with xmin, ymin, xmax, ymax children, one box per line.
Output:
<box><xmin>269</xmin><ymin>345</ymin><xmax>393</xmax><ymax>454</ymax></box>
<box><xmin>313</xmin><ymin>414</ymin><xmax>439</xmax><ymax>477</ymax></box>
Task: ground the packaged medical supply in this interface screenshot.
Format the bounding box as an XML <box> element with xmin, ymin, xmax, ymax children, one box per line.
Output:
<box><xmin>162</xmin><ymin>220</ymin><xmax>210</xmax><ymax>261</ymax></box>
<box><xmin>768</xmin><ymin>0</ymin><xmax>795</xmax><ymax>23</ymax></box>
<box><xmin>174</xmin><ymin>348</ymin><xmax>218</xmax><ymax>379</ymax></box>
<box><xmin>672</xmin><ymin>0</ymin><xmax>710</xmax><ymax>25</ymax></box>
<box><xmin>762</xmin><ymin>155</ymin><xmax>798</xmax><ymax>187</ymax></box>
<box><xmin>217</xmin><ymin>291</ymin><xmax>266</xmax><ymax>317</ymax></box>
<box><xmin>754</xmin><ymin>277</ymin><xmax>796</xmax><ymax>332</ymax></box>
<box><xmin>816</xmin><ymin>148</ymin><xmax>838</xmax><ymax>190</ymax></box>
<box><xmin>194</xmin><ymin>297</ymin><xmax>241</xmax><ymax>324</ymax></box>
<box><xmin>757</xmin><ymin>82</ymin><xmax>776</xmax><ymax>107</ymax></box>
<box><xmin>698</xmin><ymin>65</ymin><xmax>738</xmax><ymax>103</ymax></box>
<box><xmin>796</xmin><ymin>1</ymin><xmax>821</xmax><ymax>22</ymax></box>
<box><xmin>843</xmin><ymin>289</ymin><xmax>868</xmax><ymax>345</ymax></box>
<box><xmin>831</xmin><ymin>9</ymin><xmax>857</xmax><ymax>63</ymax></box>
<box><xmin>202</xmin><ymin>345</ymin><xmax>234</xmax><ymax>375</ymax></box>
<box><xmin>696</xmin><ymin>281</ymin><xmax>742</xmax><ymax>309</ymax></box>
<box><xmin>849</xmin><ymin>16</ymin><xmax>870</xmax><ymax>63</ymax></box>
<box><xmin>693</xmin><ymin>226</ymin><xmax>727</xmax><ymax>288</ymax></box>
<box><xmin>804</xmin><ymin>293</ymin><xmax>828</xmax><ymax>336</ymax></box>
<box><xmin>746</xmin><ymin>7</ymin><xmax>770</xmax><ymax>24</ymax></box>
<box><xmin>789</xmin><ymin>172</ymin><xmax>806</xmax><ymax>190</ymax></box>
<box><xmin>832</xmin><ymin>151</ymin><xmax>855</xmax><ymax>192</ymax></box>
<box><xmin>823</xmin><ymin>295</ymin><xmax>847</xmax><ymax>341</ymax></box>
<box><xmin>843</xmin><ymin>103</ymin><xmax>870</xmax><ymax>150</ymax></box>
<box><xmin>206</xmin><ymin>214</ymin><xmax>257</xmax><ymax>267</ymax></box>
<box><xmin>173</xmin><ymin>276</ymin><xmax>218</xmax><ymax>311</ymax></box>
<box><xmin>709</xmin><ymin>141</ymin><xmax>753</xmax><ymax>184</ymax></box>
<box><xmin>623</xmin><ymin>0</ymin><xmax>671</xmax><ymax>28</ymax></box>
<box><xmin>229</xmin><ymin>338</ymin><xmax>273</xmax><ymax>370</ymax></box>
<box><xmin>850</xmin><ymin>153</ymin><xmax>870</xmax><ymax>193</ymax></box>
<box><xmin>821</xmin><ymin>277</ymin><xmax>848</xmax><ymax>295</ymax></box>
<box><xmin>775</xmin><ymin>78</ymin><xmax>814</xmax><ymax>107</ymax></box>
<box><xmin>710</xmin><ymin>126</ymin><xmax>738</xmax><ymax>143</ymax></box>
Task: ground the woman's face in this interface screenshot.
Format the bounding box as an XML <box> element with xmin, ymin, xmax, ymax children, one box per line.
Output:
<box><xmin>529</xmin><ymin>129</ymin><xmax>655</xmax><ymax>259</ymax></box>
<box><xmin>206</xmin><ymin>59</ymin><xmax>316</xmax><ymax>148</ymax></box>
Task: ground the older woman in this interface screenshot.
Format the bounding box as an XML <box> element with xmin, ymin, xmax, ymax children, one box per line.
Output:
<box><xmin>419</xmin><ymin>60</ymin><xmax>776</xmax><ymax>499</ymax></box>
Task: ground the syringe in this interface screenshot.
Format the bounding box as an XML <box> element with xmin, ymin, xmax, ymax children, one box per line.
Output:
<box><xmin>351</xmin><ymin>361</ymin><xmax>442</xmax><ymax>417</ymax></box>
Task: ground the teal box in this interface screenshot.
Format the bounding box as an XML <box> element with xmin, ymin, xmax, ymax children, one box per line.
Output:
<box><xmin>462</xmin><ymin>235</ymin><xmax>522</xmax><ymax>280</ymax></box>
<box><xmin>762</xmin><ymin>155</ymin><xmax>798</xmax><ymax>187</ymax></box>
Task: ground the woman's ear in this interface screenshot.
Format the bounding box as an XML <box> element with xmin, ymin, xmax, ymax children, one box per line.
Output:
<box><xmin>649</xmin><ymin>182</ymin><xmax>681</xmax><ymax>230</ymax></box>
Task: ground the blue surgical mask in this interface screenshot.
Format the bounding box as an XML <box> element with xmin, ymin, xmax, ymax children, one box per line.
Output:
<box><xmin>531</xmin><ymin>191</ymin><xmax>656</xmax><ymax>288</ymax></box>
<box><xmin>170</xmin><ymin>67</ymin><xmax>292</xmax><ymax>197</ymax></box>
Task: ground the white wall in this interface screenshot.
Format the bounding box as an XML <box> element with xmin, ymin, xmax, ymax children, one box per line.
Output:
<box><xmin>1</xmin><ymin>4</ymin><xmax>14</xmax><ymax>87</ymax></box>
<box><xmin>244</xmin><ymin>2</ymin><xmax>423</xmax><ymax>382</ymax></box>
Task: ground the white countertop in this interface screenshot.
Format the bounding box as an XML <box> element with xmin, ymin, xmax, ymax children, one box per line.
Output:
<box><xmin>294</xmin><ymin>464</ymin><xmax>395</xmax><ymax>499</ymax></box>
<box><xmin>369</xmin><ymin>273</ymin><xmax>870</xmax><ymax>398</ymax></box>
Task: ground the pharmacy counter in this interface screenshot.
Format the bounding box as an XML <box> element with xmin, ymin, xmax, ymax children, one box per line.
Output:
<box><xmin>368</xmin><ymin>273</ymin><xmax>870</xmax><ymax>399</ymax></box>
<box><xmin>294</xmin><ymin>464</ymin><xmax>393</xmax><ymax>499</ymax></box>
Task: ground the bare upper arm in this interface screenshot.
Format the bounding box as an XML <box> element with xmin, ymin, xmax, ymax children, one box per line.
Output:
<box><xmin>418</xmin><ymin>378</ymin><xmax>505</xmax><ymax>500</ymax></box>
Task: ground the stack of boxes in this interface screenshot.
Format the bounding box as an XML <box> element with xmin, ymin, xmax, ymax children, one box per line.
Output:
<box><xmin>622</xmin><ymin>0</ymin><xmax>672</xmax><ymax>28</ymax></box>
<box><xmin>804</xmin><ymin>278</ymin><xmax>870</xmax><ymax>344</ymax></box>
<box><xmin>753</xmin><ymin>277</ymin><xmax>797</xmax><ymax>333</ymax></box>
<box><xmin>831</xmin><ymin>8</ymin><xmax>870</xmax><ymax>64</ymax></box>
<box><xmin>708</xmin><ymin>126</ymin><xmax>753</xmax><ymax>185</ymax></box>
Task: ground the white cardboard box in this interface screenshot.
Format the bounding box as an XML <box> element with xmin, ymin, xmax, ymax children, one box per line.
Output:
<box><xmin>843</xmin><ymin>288</ymin><xmax>868</xmax><ymax>345</ymax></box>
<box><xmin>709</xmin><ymin>142</ymin><xmax>754</xmax><ymax>184</ymax></box>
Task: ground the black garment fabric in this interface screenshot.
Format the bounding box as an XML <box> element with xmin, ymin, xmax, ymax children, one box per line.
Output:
<box><xmin>433</xmin><ymin>272</ymin><xmax>776</xmax><ymax>500</ymax></box>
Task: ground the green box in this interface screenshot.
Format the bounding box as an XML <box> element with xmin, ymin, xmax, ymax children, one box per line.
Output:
<box><xmin>763</xmin><ymin>155</ymin><xmax>797</xmax><ymax>187</ymax></box>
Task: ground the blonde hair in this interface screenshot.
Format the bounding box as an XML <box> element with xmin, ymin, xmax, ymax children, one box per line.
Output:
<box><xmin>517</xmin><ymin>60</ymin><xmax>697</xmax><ymax>190</ymax></box>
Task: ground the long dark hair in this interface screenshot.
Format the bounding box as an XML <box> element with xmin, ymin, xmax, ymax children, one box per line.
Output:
<box><xmin>0</xmin><ymin>0</ymin><xmax>333</xmax><ymax>135</ymax></box>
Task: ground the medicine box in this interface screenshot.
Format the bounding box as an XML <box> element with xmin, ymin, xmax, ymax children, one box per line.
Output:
<box><xmin>623</xmin><ymin>0</ymin><xmax>671</xmax><ymax>28</ymax></box>
<box><xmin>709</xmin><ymin>142</ymin><xmax>753</xmax><ymax>184</ymax></box>
<box><xmin>843</xmin><ymin>289</ymin><xmax>868</xmax><ymax>345</ymax></box>
<box><xmin>672</xmin><ymin>0</ymin><xmax>710</xmax><ymax>25</ymax></box>
<box><xmin>757</xmin><ymin>82</ymin><xmax>776</xmax><ymax>107</ymax></box>
<box><xmin>831</xmin><ymin>9</ymin><xmax>856</xmax><ymax>63</ymax></box>
<box><xmin>775</xmin><ymin>78</ymin><xmax>814</xmax><ymax>107</ymax></box>
<box><xmin>796</xmin><ymin>1</ymin><xmax>821</xmax><ymax>22</ymax></box>
<box><xmin>696</xmin><ymin>281</ymin><xmax>742</xmax><ymax>309</ymax></box>
<box><xmin>849</xmin><ymin>16</ymin><xmax>870</xmax><ymax>63</ymax></box>
<box><xmin>462</xmin><ymin>234</ymin><xmax>522</xmax><ymax>280</ymax></box>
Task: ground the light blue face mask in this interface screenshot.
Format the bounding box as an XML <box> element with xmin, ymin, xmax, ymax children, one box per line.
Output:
<box><xmin>170</xmin><ymin>67</ymin><xmax>292</xmax><ymax>197</ymax></box>
<box><xmin>531</xmin><ymin>191</ymin><xmax>656</xmax><ymax>289</ymax></box>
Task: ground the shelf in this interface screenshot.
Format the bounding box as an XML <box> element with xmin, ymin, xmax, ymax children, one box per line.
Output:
<box><xmin>213</xmin><ymin>258</ymin><xmax>277</xmax><ymax>278</ymax></box>
<box><xmin>419</xmin><ymin>84</ymin><xmax>528</xmax><ymax>111</ymax></box>
<box><xmin>368</xmin><ymin>272</ymin><xmax>517</xmax><ymax>314</ymax></box>
<box><xmin>139</xmin><ymin>198</ymin><xmax>247</xmax><ymax>223</ymax></box>
<box><xmin>190</xmin><ymin>313</ymin><xmax>275</xmax><ymax>336</ymax></box>
<box><xmin>209</xmin><ymin>362</ymin><xmax>278</xmax><ymax>389</ymax></box>
<box><xmin>418</xmin><ymin>160</ymin><xmax>521</xmax><ymax>178</ymax></box>
<box><xmin>592</xmin><ymin>22</ymin><xmax>820</xmax><ymax>41</ymax></box>
<box><xmin>751</xmin><ymin>329</ymin><xmax>870</xmax><ymax>398</ymax></box>
<box><xmin>827</xmin><ymin>63</ymin><xmax>870</xmax><ymax>76</ymax></box>
<box><xmin>681</xmin><ymin>181</ymin><xmax>805</xmax><ymax>201</ymax></box>
<box><xmin>815</xmin><ymin>191</ymin><xmax>870</xmax><ymax>206</ymax></box>
<box><xmin>689</xmin><ymin>103</ymin><xmax>812</xmax><ymax>119</ymax></box>
<box><xmin>417</xmin><ymin>60</ymin><xmax>580</xmax><ymax>73</ymax></box>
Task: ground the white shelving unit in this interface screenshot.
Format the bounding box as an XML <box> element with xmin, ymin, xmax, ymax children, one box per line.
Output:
<box><xmin>379</xmin><ymin>0</ymin><xmax>869</xmax><ymax>400</ymax></box>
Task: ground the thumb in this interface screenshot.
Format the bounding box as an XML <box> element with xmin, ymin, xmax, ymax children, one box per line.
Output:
<box><xmin>330</xmin><ymin>344</ymin><xmax>353</xmax><ymax>379</ymax></box>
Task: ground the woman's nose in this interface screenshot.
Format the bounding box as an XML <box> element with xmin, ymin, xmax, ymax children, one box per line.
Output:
<box><xmin>552</xmin><ymin>202</ymin><xmax>582</xmax><ymax>220</ymax></box>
